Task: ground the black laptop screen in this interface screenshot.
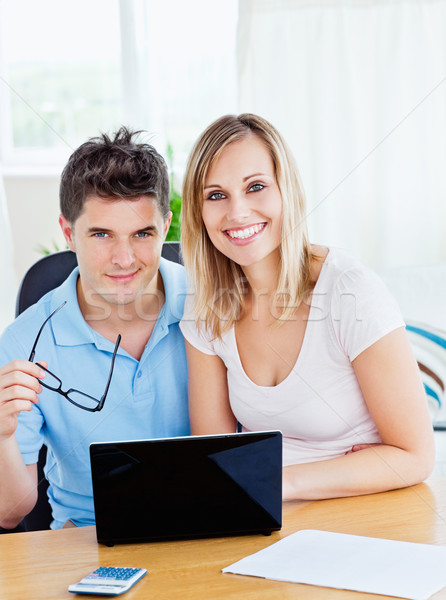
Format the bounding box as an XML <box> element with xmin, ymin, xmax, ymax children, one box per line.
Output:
<box><xmin>90</xmin><ymin>431</ymin><xmax>282</xmax><ymax>545</ymax></box>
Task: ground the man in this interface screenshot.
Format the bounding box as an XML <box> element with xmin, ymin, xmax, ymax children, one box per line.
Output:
<box><xmin>0</xmin><ymin>127</ymin><xmax>189</xmax><ymax>529</ymax></box>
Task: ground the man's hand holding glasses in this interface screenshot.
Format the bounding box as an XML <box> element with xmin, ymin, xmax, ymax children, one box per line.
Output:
<box><xmin>0</xmin><ymin>359</ymin><xmax>47</xmax><ymax>442</ymax></box>
<box><xmin>0</xmin><ymin>301</ymin><xmax>121</xmax><ymax>442</ymax></box>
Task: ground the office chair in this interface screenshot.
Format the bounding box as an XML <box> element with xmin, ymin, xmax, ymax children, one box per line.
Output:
<box><xmin>1</xmin><ymin>241</ymin><xmax>182</xmax><ymax>533</ymax></box>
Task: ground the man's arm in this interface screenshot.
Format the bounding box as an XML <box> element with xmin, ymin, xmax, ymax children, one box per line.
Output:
<box><xmin>0</xmin><ymin>360</ymin><xmax>43</xmax><ymax>528</ymax></box>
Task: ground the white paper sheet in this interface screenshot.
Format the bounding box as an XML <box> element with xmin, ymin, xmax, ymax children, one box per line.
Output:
<box><xmin>222</xmin><ymin>529</ymin><xmax>446</xmax><ymax>599</ymax></box>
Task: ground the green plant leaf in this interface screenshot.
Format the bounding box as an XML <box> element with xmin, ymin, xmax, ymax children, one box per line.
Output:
<box><xmin>165</xmin><ymin>143</ymin><xmax>182</xmax><ymax>241</ymax></box>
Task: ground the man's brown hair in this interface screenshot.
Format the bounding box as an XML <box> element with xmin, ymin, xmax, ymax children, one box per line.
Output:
<box><xmin>60</xmin><ymin>126</ymin><xmax>170</xmax><ymax>223</ymax></box>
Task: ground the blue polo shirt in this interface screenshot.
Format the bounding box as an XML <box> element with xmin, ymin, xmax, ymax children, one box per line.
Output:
<box><xmin>0</xmin><ymin>258</ymin><xmax>189</xmax><ymax>528</ymax></box>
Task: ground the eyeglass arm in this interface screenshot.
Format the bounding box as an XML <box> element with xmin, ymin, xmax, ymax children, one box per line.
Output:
<box><xmin>28</xmin><ymin>301</ymin><xmax>67</xmax><ymax>362</ymax></box>
<box><xmin>100</xmin><ymin>334</ymin><xmax>122</xmax><ymax>403</ymax></box>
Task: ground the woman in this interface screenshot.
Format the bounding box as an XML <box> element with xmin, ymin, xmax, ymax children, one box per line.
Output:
<box><xmin>180</xmin><ymin>113</ymin><xmax>434</xmax><ymax>500</ymax></box>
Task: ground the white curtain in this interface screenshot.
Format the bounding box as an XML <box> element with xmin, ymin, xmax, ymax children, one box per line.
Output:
<box><xmin>237</xmin><ymin>0</ymin><xmax>446</xmax><ymax>269</ymax></box>
<box><xmin>0</xmin><ymin>177</ymin><xmax>16</xmax><ymax>330</ymax></box>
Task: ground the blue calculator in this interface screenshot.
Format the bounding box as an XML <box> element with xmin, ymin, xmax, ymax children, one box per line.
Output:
<box><xmin>68</xmin><ymin>566</ymin><xmax>147</xmax><ymax>595</ymax></box>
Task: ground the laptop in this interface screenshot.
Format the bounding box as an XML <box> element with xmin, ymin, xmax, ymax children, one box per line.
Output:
<box><xmin>90</xmin><ymin>430</ymin><xmax>282</xmax><ymax>545</ymax></box>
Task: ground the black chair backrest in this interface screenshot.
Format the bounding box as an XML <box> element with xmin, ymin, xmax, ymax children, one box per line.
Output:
<box><xmin>16</xmin><ymin>250</ymin><xmax>78</xmax><ymax>317</ymax></box>
<box><xmin>7</xmin><ymin>241</ymin><xmax>182</xmax><ymax>532</ymax></box>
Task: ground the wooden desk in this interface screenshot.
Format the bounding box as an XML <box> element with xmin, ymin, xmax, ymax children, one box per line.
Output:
<box><xmin>1</xmin><ymin>479</ymin><xmax>446</xmax><ymax>600</ymax></box>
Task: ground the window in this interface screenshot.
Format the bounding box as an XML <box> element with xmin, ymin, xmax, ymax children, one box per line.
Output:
<box><xmin>0</xmin><ymin>0</ymin><xmax>238</xmax><ymax>170</ymax></box>
<box><xmin>0</xmin><ymin>0</ymin><xmax>122</xmax><ymax>166</ymax></box>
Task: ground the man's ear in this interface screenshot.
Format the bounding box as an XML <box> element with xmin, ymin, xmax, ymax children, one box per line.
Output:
<box><xmin>59</xmin><ymin>215</ymin><xmax>76</xmax><ymax>252</ymax></box>
<box><xmin>163</xmin><ymin>211</ymin><xmax>173</xmax><ymax>240</ymax></box>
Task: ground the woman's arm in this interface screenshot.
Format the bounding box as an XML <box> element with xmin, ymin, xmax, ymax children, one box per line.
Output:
<box><xmin>185</xmin><ymin>341</ymin><xmax>237</xmax><ymax>435</ymax></box>
<box><xmin>283</xmin><ymin>327</ymin><xmax>435</xmax><ymax>500</ymax></box>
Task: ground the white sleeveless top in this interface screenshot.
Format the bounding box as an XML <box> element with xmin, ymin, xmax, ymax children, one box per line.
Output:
<box><xmin>180</xmin><ymin>248</ymin><xmax>405</xmax><ymax>466</ymax></box>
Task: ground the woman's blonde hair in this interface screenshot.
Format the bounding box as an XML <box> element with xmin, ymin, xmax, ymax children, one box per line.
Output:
<box><xmin>181</xmin><ymin>113</ymin><xmax>312</xmax><ymax>339</ymax></box>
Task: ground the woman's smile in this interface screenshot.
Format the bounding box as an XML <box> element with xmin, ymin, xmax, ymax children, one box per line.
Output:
<box><xmin>224</xmin><ymin>222</ymin><xmax>267</xmax><ymax>242</ymax></box>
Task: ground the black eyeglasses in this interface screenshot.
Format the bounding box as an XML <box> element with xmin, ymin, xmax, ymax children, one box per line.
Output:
<box><xmin>28</xmin><ymin>301</ymin><xmax>121</xmax><ymax>412</ymax></box>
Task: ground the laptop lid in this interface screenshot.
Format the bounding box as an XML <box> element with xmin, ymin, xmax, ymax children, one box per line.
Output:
<box><xmin>90</xmin><ymin>430</ymin><xmax>282</xmax><ymax>545</ymax></box>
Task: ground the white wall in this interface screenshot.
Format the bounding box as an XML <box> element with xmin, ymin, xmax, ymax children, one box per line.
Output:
<box><xmin>4</xmin><ymin>174</ymin><xmax>66</xmax><ymax>289</ymax></box>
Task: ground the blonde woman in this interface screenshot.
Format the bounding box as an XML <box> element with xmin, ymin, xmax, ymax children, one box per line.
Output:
<box><xmin>180</xmin><ymin>113</ymin><xmax>434</xmax><ymax>501</ymax></box>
